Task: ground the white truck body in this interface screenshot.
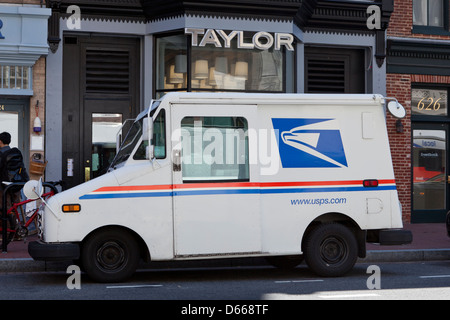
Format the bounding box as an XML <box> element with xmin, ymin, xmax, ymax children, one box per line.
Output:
<box><xmin>29</xmin><ymin>93</ymin><xmax>411</xmax><ymax>282</ymax></box>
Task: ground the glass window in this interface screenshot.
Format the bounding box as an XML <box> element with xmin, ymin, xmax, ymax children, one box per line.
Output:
<box><xmin>191</xmin><ymin>44</ymin><xmax>283</xmax><ymax>92</ymax></box>
<box><xmin>153</xmin><ymin>109</ymin><xmax>166</xmax><ymax>159</ymax></box>
<box><xmin>134</xmin><ymin>108</ymin><xmax>166</xmax><ymax>160</ymax></box>
<box><xmin>155</xmin><ymin>33</ymin><xmax>292</xmax><ymax>97</ymax></box>
<box><xmin>0</xmin><ymin>65</ymin><xmax>32</xmax><ymax>90</ymax></box>
<box><xmin>412</xmin><ymin>88</ymin><xmax>447</xmax><ymax>116</ymax></box>
<box><xmin>413</xmin><ymin>129</ymin><xmax>446</xmax><ymax>210</ymax></box>
<box><xmin>92</xmin><ymin>113</ymin><xmax>123</xmax><ymax>178</ymax></box>
<box><xmin>180</xmin><ymin>116</ymin><xmax>249</xmax><ymax>182</ymax></box>
<box><xmin>110</xmin><ymin>117</ymin><xmax>142</xmax><ymax>168</ymax></box>
<box><xmin>156</xmin><ymin>35</ymin><xmax>188</xmax><ymax>92</ymax></box>
<box><xmin>413</xmin><ymin>0</ymin><xmax>444</xmax><ymax>27</ymax></box>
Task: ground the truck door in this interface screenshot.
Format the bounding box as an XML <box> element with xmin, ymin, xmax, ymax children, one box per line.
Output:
<box><xmin>171</xmin><ymin>104</ymin><xmax>261</xmax><ymax>257</ymax></box>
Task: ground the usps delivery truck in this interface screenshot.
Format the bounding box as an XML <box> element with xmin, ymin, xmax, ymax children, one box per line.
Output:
<box><xmin>28</xmin><ymin>92</ymin><xmax>412</xmax><ymax>282</ymax></box>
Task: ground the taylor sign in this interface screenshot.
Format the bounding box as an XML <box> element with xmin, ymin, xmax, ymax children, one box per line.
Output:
<box><xmin>185</xmin><ymin>28</ymin><xmax>294</xmax><ymax>51</ymax></box>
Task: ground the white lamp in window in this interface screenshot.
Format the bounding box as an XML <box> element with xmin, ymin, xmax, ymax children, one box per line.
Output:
<box><xmin>234</xmin><ymin>61</ymin><xmax>248</xmax><ymax>80</ymax></box>
<box><xmin>194</xmin><ymin>59</ymin><xmax>209</xmax><ymax>79</ymax></box>
<box><xmin>169</xmin><ymin>64</ymin><xmax>184</xmax><ymax>84</ymax></box>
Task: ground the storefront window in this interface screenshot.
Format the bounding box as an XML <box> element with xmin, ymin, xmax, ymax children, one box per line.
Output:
<box><xmin>0</xmin><ymin>65</ymin><xmax>32</xmax><ymax>91</ymax></box>
<box><xmin>155</xmin><ymin>33</ymin><xmax>292</xmax><ymax>97</ymax></box>
<box><xmin>156</xmin><ymin>35</ymin><xmax>188</xmax><ymax>93</ymax></box>
<box><xmin>413</xmin><ymin>129</ymin><xmax>446</xmax><ymax>210</ymax></box>
<box><xmin>412</xmin><ymin>88</ymin><xmax>447</xmax><ymax>116</ymax></box>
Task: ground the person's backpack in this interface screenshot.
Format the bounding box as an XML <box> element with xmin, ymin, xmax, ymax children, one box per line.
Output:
<box><xmin>2</xmin><ymin>147</ymin><xmax>30</xmax><ymax>184</ymax></box>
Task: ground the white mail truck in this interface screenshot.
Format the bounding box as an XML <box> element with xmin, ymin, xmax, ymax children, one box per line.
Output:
<box><xmin>28</xmin><ymin>92</ymin><xmax>412</xmax><ymax>282</ymax></box>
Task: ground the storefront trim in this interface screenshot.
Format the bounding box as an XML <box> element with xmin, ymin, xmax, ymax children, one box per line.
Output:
<box><xmin>0</xmin><ymin>6</ymin><xmax>51</xmax><ymax>66</ymax></box>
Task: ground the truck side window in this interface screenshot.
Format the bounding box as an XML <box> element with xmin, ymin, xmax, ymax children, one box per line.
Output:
<box><xmin>180</xmin><ymin>116</ymin><xmax>249</xmax><ymax>182</ymax></box>
<box><xmin>133</xmin><ymin>109</ymin><xmax>166</xmax><ymax>160</ymax></box>
<box><xmin>153</xmin><ymin>109</ymin><xmax>166</xmax><ymax>158</ymax></box>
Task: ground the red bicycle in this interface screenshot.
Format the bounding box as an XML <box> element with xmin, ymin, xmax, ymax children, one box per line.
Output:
<box><xmin>0</xmin><ymin>180</ymin><xmax>62</xmax><ymax>247</ymax></box>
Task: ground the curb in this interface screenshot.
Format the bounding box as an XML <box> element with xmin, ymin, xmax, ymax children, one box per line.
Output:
<box><xmin>1</xmin><ymin>249</ymin><xmax>450</xmax><ymax>273</ymax></box>
<box><xmin>361</xmin><ymin>248</ymin><xmax>450</xmax><ymax>263</ymax></box>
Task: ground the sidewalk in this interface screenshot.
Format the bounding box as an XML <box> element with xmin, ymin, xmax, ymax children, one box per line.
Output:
<box><xmin>0</xmin><ymin>223</ymin><xmax>449</xmax><ymax>272</ymax></box>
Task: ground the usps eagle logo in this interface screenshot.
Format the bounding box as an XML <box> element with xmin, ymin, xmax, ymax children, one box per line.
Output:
<box><xmin>272</xmin><ymin>118</ymin><xmax>348</xmax><ymax>168</ymax></box>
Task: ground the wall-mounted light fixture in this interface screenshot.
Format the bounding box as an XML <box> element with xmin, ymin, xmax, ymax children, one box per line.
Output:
<box><xmin>396</xmin><ymin>119</ymin><xmax>403</xmax><ymax>133</ymax></box>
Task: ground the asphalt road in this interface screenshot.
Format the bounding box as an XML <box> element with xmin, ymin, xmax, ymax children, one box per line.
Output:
<box><xmin>1</xmin><ymin>260</ymin><xmax>450</xmax><ymax>303</ymax></box>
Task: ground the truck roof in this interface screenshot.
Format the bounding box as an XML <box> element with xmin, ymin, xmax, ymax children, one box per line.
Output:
<box><xmin>159</xmin><ymin>92</ymin><xmax>385</xmax><ymax>107</ymax></box>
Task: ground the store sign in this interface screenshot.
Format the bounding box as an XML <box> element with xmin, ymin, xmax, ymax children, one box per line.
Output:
<box><xmin>185</xmin><ymin>28</ymin><xmax>294</xmax><ymax>51</ymax></box>
<box><xmin>0</xmin><ymin>19</ymin><xmax>5</xmax><ymax>39</ymax></box>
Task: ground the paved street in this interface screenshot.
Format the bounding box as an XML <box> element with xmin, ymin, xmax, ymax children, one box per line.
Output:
<box><xmin>1</xmin><ymin>260</ymin><xmax>450</xmax><ymax>302</ymax></box>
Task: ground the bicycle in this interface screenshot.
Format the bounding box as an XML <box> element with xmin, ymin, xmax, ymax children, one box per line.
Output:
<box><xmin>0</xmin><ymin>180</ymin><xmax>63</xmax><ymax>247</ymax></box>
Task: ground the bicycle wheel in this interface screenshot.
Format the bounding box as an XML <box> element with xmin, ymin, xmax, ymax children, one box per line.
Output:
<box><xmin>0</xmin><ymin>214</ymin><xmax>17</xmax><ymax>247</ymax></box>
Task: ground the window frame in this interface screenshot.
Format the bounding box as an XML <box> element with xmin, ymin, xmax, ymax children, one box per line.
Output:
<box><xmin>412</xmin><ymin>85</ymin><xmax>450</xmax><ymax>123</ymax></box>
<box><xmin>180</xmin><ymin>115</ymin><xmax>250</xmax><ymax>183</ymax></box>
<box><xmin>154</xmin><ymin>30</ymin><xmax>292</xmax><ymax>97</ymax></box>
<box><xmin>413</xmin><ymin>0</ymin><xmax>450</xmax><ymax>36</ymax></box>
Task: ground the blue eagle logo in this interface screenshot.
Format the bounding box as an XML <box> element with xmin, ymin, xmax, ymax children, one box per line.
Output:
<box><xmin>272</xmin><ymin>118</ymin><xmax>348</xmax><ymax>168</ymax></box>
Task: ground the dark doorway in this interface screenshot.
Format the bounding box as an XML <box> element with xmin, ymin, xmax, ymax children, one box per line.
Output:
<box><xmin>304</xmin><ymin>46</ymin><xmax>366</xmax><ymax>93</ymax></box>
<box><xmin>62</xmin><ymin>35</ymin><xmax>140</xmax><ymax>188</ymax></box>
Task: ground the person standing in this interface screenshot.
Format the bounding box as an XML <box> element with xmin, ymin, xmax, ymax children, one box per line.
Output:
<box><xmin>0</xmin><ymin>132</ymin><xmax>28</xmax><ymax>208</ymax></box>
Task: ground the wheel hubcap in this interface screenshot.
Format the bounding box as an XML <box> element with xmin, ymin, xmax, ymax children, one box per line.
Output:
<box><xmin>97</xmin><ymin>241</ymin><xmax>126</xmax><ymax>270</ymax></box>
<box><xmin>320</xmin><ymin>236</ymin><xmax>347</xmax><ymax>265</ymax></box>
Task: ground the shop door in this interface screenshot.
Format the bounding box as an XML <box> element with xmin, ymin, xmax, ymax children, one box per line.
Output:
<box><xmin>62</xmin><ymin>35</ymin><xmax>140</xmax><ymax>188</ymax></box>
<box><xmin>0</xmin><ymin>100</ymin><xmax>28</xmax><ymax>161</ymax></box>
<box><xmin>412</xmin><ymin>123</ymin><xmax>449</xmax><ymax>222</ymax></box>
<box><xmin>83</xmin><ymin>99</ymin><xmax>132</xmax><ymax>182</ymax></box>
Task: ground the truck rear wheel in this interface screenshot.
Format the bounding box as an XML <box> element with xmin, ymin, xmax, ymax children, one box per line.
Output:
<box><xmin>304</xmin><ymin>223</ymin><xmax>357</xmax><ymax>277</ymax></box>
<box><xmin>81</xmin><ymin>228</ymin><xmax>140</xmax><ymax>283</ymax></box>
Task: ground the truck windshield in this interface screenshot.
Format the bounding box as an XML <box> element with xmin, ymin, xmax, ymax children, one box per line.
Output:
<box><xmin>109</xmin><ymin>118</ymin><xmax>143</xmax><ymax>169</ymax></box>
<box><xmin>108</xmin><ymin>100</ymin><xmax>161</xmax><ymax>170</ymax></box>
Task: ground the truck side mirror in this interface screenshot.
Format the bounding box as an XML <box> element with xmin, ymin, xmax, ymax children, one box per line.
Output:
<box><xmin>142</xmin><ymin>116</ymin><xmax>153</xmax><ymax>140</ymax></box>
<box><xmin>23</xmin><ymin>179</ymin><xmax>43</xmax><ymax>200</ymax></box>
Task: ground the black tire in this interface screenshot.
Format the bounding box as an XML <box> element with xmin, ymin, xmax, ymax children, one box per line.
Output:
<box><xmin>266</xmin><ymin>255</ymin><xmax>304</xmax><ymax>269</ymax></box>
<box><xmin>81</xmin><ymin>227</ymin><xmax>140</xmax><ymax>283</ymax></box>
<box><xmin>304</xmin><ymin>223</ymin><xmax>358</xmax><ymax>277</ymax></box>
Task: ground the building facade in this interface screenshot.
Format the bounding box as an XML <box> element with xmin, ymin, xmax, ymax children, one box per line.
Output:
<box><xmin>386</xmin><ymin>0</ymin><xmax>450</xmax><ymax>223</ymax></box>
<box><xmin>0</xmin><ymin>1</ymin><xmax>50</xmax><ymax>179</ymax></box>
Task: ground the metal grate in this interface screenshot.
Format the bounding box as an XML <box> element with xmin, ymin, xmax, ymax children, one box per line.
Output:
<box><xmin>85</xmin><ymin>49</ymin><xmax>130</xmax><ymax>93</ymax></box>
<box><xmin>306</xmin><ymin>59</ymin><xmax>346</xmax><ymax>93</ymax></box>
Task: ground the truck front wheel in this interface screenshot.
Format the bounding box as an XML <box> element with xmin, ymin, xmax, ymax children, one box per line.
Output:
<box><xmin>304</xmin><ymin>223</ymin><xmax>358</xmax><ymax>277</ymax></box>
<box><xmin>81</xmin><ymin>228</ymin><xmax>140</xmax><ymax>283</ymax></box>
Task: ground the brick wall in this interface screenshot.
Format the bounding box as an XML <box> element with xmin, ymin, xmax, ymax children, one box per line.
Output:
<box><xmin>386</xmin><ymin>73</ymin><xmax>412</xmax><ymax>222</ymax></box>
<box><xmin>29</xmin><ymin>56</ymin><xmax>46</xmax><ymax>179</ymax></box>
<box><xmin>387</xmin><ymin>73</ymin><xmax>450</xmax><ymax>222</ymax></box>
<box><xmin>387</xmin><ymin>0</ymin><xmax>450</xmax><ymax>222</ymax></box>
<box><xmin>388</xmin><ymin>0</ymin><xmax>450</xmax><ymax>40</ymax></box>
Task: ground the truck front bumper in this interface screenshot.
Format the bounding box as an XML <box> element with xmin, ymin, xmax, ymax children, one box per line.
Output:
<box><xmin>28</xmin><ymin>241</ymin><xmax>80</xmax><ymax>261</ymax></box>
